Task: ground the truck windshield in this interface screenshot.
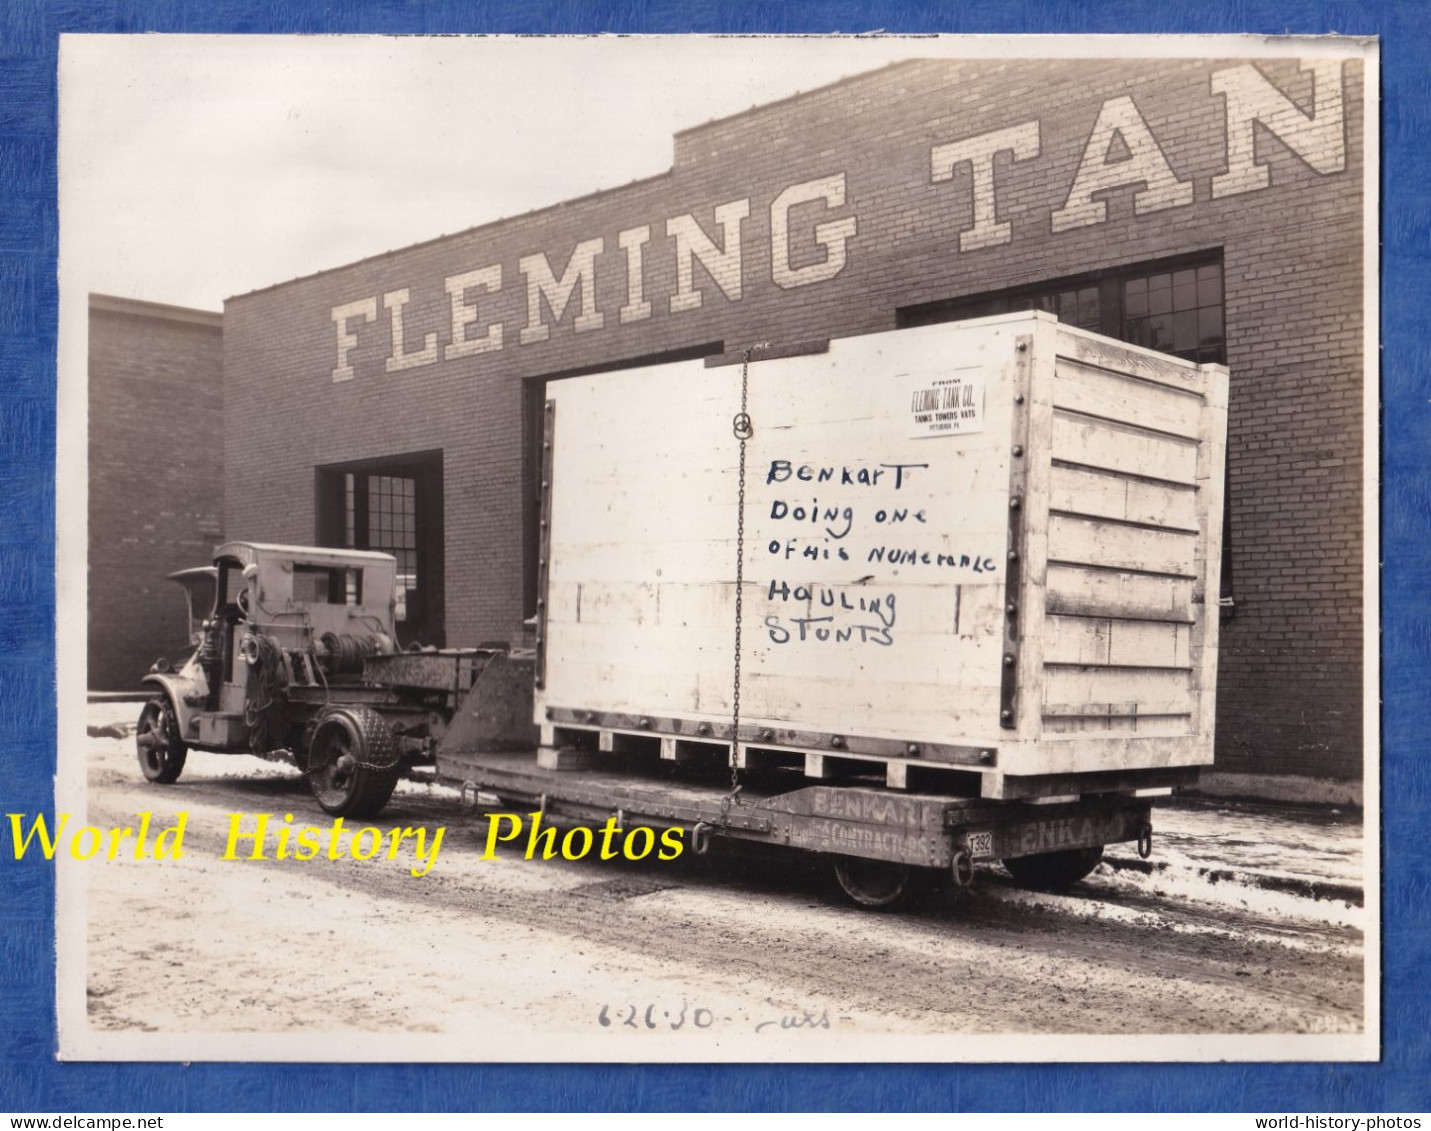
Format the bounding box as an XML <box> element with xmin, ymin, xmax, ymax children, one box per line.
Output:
<box><xmin>293</xmin><ymin>565</ymin><xmax>362</xmax><ymax>605</ymax></box>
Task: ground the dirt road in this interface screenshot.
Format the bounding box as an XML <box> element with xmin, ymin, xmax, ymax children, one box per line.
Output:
<box><xmin>74</xmin><ymin>704</ymin><xmax>1366</xmax><ymax>1056</ymax></box>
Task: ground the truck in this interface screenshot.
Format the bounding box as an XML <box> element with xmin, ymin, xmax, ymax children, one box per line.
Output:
<box><xmin>136</xmin><ymin>542</ymin><xmax>535</xmax><ymax>817</ymax></box>
<box><xmin>137</xmin><ymin>311</ymin><xmax>1228</xmax><ymax>908</ymax></box>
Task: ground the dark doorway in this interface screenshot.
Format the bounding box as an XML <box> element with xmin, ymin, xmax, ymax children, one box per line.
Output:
<box><xmin>316</xmin><ymin>450</ymin><xmax>445</xmax><ymax>647</ymax></box>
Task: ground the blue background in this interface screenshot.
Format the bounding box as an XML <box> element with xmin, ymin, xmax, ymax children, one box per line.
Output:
<box><xmin>0</xmin><ymin>0</ymin><xmax>1421</xmax><ymax>1114</ymax></box>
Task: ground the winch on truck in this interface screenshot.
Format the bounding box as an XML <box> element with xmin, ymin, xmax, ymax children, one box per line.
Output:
<box><xmin>136</xmin><ymin>311</ymin><xmax>1228</xmax><ymax>908</ymax></box>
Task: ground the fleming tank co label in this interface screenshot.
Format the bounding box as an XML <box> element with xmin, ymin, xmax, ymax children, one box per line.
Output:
<box><xmin>906</xmin><ymin>367</ymin><xmax>986</xmax><ymax>438</ymax></box>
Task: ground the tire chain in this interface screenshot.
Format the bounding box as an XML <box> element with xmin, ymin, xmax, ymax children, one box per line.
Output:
<box><xmin>307</xmin><ymin>705</ymin><xmax>402</xmax><ymax>773</ymax></box>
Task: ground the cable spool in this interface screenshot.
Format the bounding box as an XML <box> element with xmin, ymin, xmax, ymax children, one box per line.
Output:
<box><xmin>320</xmin><ymin>632</ymin><xmax>381</xmax><ymax>674</ymax></box>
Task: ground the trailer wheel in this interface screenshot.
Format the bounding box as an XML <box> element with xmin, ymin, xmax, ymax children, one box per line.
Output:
<box><xmin>136</xmin><ymin>695</ymin><xmax>187</xmax><ymax>784</ymax></box>
<box><xmin>306</xmin><ymin>708</ymin><xmax>400</xmax><ymax>818</ymax></box>
<box><xmin>832</xmin><ymin>856</ymin><xmax>923</xmax><ymax>910</ymax></box>
<box><xmin>1002</xmin><ymin>846</ymin><xmax>1104</xmax><ymax>892</ymax></box>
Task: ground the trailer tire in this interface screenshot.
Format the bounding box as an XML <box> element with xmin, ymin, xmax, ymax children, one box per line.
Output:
<box><xmin>1002</xmin><ymin>845</ymin><xmax>1104</xmax><ymax>892</ymax></box>
<box><xmin>306</xmin><ymin>707</ymin><xmax>400</xmax><ymax>818</ymax></box>
<box><xmin>136</xmin><ymin>695</ymin><xmax>187</xmax><ymax>784</ymax></box>
<box><xmin>832</xmin><ymin>856</ymin><xmax>924</xmax><ymax>911</ymax></box>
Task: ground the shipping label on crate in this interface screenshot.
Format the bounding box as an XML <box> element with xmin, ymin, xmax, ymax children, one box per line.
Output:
<box><xmin>906</xmin><ymin>366</ymin><xmax>986</xmax><ymax>438</ymax></box>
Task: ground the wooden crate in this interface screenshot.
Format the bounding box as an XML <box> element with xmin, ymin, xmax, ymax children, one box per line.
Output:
<box><xmin>533</xmin><ymin>312</ymin><xmax>1227</xmax><ymax>796</ymax></box>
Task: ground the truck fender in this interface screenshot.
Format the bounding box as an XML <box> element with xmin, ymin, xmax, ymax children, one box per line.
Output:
<box><xmin>141</xmin><ymin>671</ymin><xmax>204</xmax><ymax>744</ymax></box>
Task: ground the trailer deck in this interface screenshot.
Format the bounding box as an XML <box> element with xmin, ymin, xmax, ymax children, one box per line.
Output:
<box><xmin>435</xmin><ymin>747</ymin><xmax>1154</xmax><ymax>874</ymax></box>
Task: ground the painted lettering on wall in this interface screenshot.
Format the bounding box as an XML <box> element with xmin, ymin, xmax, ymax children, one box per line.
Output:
<box><xmin>330</xmin><ymin>61</ymin><xmax>1346</xmax><ymax>383</ymax></box>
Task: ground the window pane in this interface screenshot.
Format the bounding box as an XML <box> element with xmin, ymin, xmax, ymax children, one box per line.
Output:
<box><xmin>1197</xmin><ymin>264</ymin><xmax>1222</xmax><ymax>306</ymax></box>
<box><xmin>1077</xmin><ymin>287</ymin><xmax>1100</xmax><ymax>328</ymax></box>
<box><xmin>1124</xmin><ymin>284</ymin><xmax>1147</xmax><ymax>318</ymax></box>
<box><xmin>1148</xmin><ymin>314</ymin><xmax>1173</xmax><ymax>351</ymax></box>
<box><xmin>343</xmin><ymin>473</ymin><xmax>354</xmax><ymax>546</ymax></box>
<box><xmin>1199</xmin><ymin>306</ymin><xmax>1224</xmax><ymax>346</ymax></box>
<box><xmin>1173</xmin><ymin>278</ymin><xmax>1198</xmax><ymax>311</ymax></box>
<box><xmin>1148</xmin><ymin>275</ymin><xmax>1172</xmax><ymax>315</ymax></box>
<box><xmin>1172</xmin><ymin>310</ymin><xmax>1198</xmax><ymax>352</ymax></box>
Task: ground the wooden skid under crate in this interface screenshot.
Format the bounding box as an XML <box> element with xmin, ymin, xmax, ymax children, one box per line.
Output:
<box><xmin>539</xmin><ymin>716</ymin><xmax>991</xmax><ymax>791</ymax></box>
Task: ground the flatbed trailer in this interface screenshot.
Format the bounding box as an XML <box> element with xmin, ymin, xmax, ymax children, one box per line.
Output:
<box><xmin>435</xmin><ymin>741</ymin><xmax>1160</xmax><ymax>906</ymax></box>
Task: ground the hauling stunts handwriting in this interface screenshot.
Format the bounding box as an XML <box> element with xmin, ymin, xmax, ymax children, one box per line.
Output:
<box><xmin>757</xmin><ymin>456</ymin><xmax>999</xmax><ymax>648</ymax></box>
<box><xmin>764</xmin><ymin>580</ymin><xmax>897</xmax><ymax>647</ymax></box>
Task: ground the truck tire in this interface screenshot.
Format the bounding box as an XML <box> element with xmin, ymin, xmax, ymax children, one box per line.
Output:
<box><xmin>136</xmin><ymin>695</ymin><xmax>187</xmax><ymax>784</ymax></box>
<box><xmin>832</xmin><ymin>856</ymin><xmax>924</xmax><ymax>911</ymax></box>
<box><xmin>1002</xmin><ymin>845</ymin><xmax>1104</xmax><ymax>892</ymax></box>
<box><xmin>306</xmin><ymin>707</ymin><xmax>400</xmax><ymax>818</ymax></box>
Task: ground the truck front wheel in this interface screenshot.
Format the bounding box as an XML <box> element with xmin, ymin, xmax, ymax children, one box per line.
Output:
<box><xmin>306</xmin><ymin>708</ymin><xmax>400</xmax><ymax>818</ymax></box>
<box><xmin>136</xmin><ymin>696</ymin><xmax>187</xmax><ymax>784</ymax></box>
<box><xmin>1002</xmin><ymin>846</ymin><xmax>1104</xmax><ymax>892</ymax></box>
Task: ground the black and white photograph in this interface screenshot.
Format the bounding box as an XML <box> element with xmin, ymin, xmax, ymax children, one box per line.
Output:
<box><xmin>53</xmin><ymin>33</ymin><xmax>1378</xmax><ymax>1062</ymax></box>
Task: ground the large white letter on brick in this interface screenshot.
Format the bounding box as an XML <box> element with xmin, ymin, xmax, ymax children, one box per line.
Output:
<box><xmin>383</xmin><ymin>288</ymin><xmax>439</xmax><ymax>373</ymax></box>
<box><xmin>666</xmin><ymin>199</ymin><xmax>749</xmax><ymax>313</ymax></box>
<box><xmin>1211</xmin><ymin>60</ymin><xmax>1345</xmax><ymax>199</ymax></box>
<box><xmin>770</xmin><ymin>174</ymin><xmax>858</xmax><ymax>289</ymax></box>
<box><xmin>331</xmin><ymin>297</ymin><xmax>377</xmax><ymax>383</ymax></box>
<box><xmin>931</xmin><ymin>120</ymin><xmax>1041</xmax><ymax>252</ymax></box>
<box><xmin>1051</xmin><ymin>96</ymin><xmax>1193</xmax><ymax>233</ymax></box>
<box><xmin>444</xmin><ymin>265</ymin><xmax>503</xmax><ymax>360</ymax></box>
<box><xmin>518</xmin><ymin>238</ymin><xmax>606</xmax><ymax>345</ymax></box>
<box><xmin>617</xmin><ymin>225</ymin><xmax>652</xmax><ymax>324</ymax></box>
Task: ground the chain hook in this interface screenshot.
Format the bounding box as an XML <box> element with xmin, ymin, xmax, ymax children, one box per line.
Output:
<box><xmin>724</xmin><ymin>347</ymin><xmax>754</xmax><ymax>819</ymax></box>
<box><xmin>951</xmin><ymin>848</ymin><xmax>976</xmax><ymax>889</ymax></box>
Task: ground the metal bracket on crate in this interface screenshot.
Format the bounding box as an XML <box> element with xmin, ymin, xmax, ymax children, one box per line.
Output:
<box><xmin>1000</xmin><ymin>336</ymin><xmax>1032</xmax><ymax>730</ymax></box>
<box><xmin>535</xmin><ymin>399</ymin><xmax>556</xmax><ymax>691</ymax></box>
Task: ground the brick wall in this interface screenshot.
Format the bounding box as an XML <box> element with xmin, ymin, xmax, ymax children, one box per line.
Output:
<box><xmin>223</xmin><ymin>56</ymin><xmax>1365</xmax><ymax>780</ymax></box>
<box><xmin>88</xmin><ymin>296</ymin><xmax>224</xmax><ymax>691</ymax></box>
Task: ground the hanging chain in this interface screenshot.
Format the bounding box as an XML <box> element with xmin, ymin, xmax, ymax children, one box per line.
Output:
<box><xmin>724</xmin><ymin>348</ymin><xmax>754</xmax><ymax>819</ymax></box>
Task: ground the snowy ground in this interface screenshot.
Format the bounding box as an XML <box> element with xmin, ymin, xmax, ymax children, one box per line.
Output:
<box><xmin>70</xmin><ymin>700</ymin><xmax>1370</xmax><ymax>1058</ymax></box>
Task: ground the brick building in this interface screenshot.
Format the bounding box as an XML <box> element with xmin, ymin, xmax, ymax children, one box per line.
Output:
<box><xmin>88</xmin><ymin>294</ymin><xmax>224</xmax><ymax>690</ymax></box>
<box><xmin>221</xmin><ymin>57</ymin><xmax>1367</xmax><ymax>797</ymax></box>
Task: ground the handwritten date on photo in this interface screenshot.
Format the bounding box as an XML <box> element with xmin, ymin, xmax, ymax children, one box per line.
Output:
<box><xmin>598</xmin><ymin>1002</ymin><xmax>833</xmax><ymax>1035</ymax></box>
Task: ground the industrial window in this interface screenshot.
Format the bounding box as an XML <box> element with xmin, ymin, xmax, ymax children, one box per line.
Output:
<box><xmin>347</xmin><ymin>473</ymin><xmax>417</xmax><ymax>619</ymax></box>
<box><xmin>315</xmin><ymin>451</ymin><xmax>445</xmax><ymax>646</ymax></box>
<box><xmin>1013</xmin><ymin>285</ymin><xmax>1101</xmax><ymax>333</ymax></box>
<box><xmin>897</xmin><ymin>251</ymin><xmax>1226</xmax><ymax>368</ymax></box>
<box><xmin>1122</xmin><ymin>263</ymin><xmax>1224</xmax><ymax>364</ymax></box>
